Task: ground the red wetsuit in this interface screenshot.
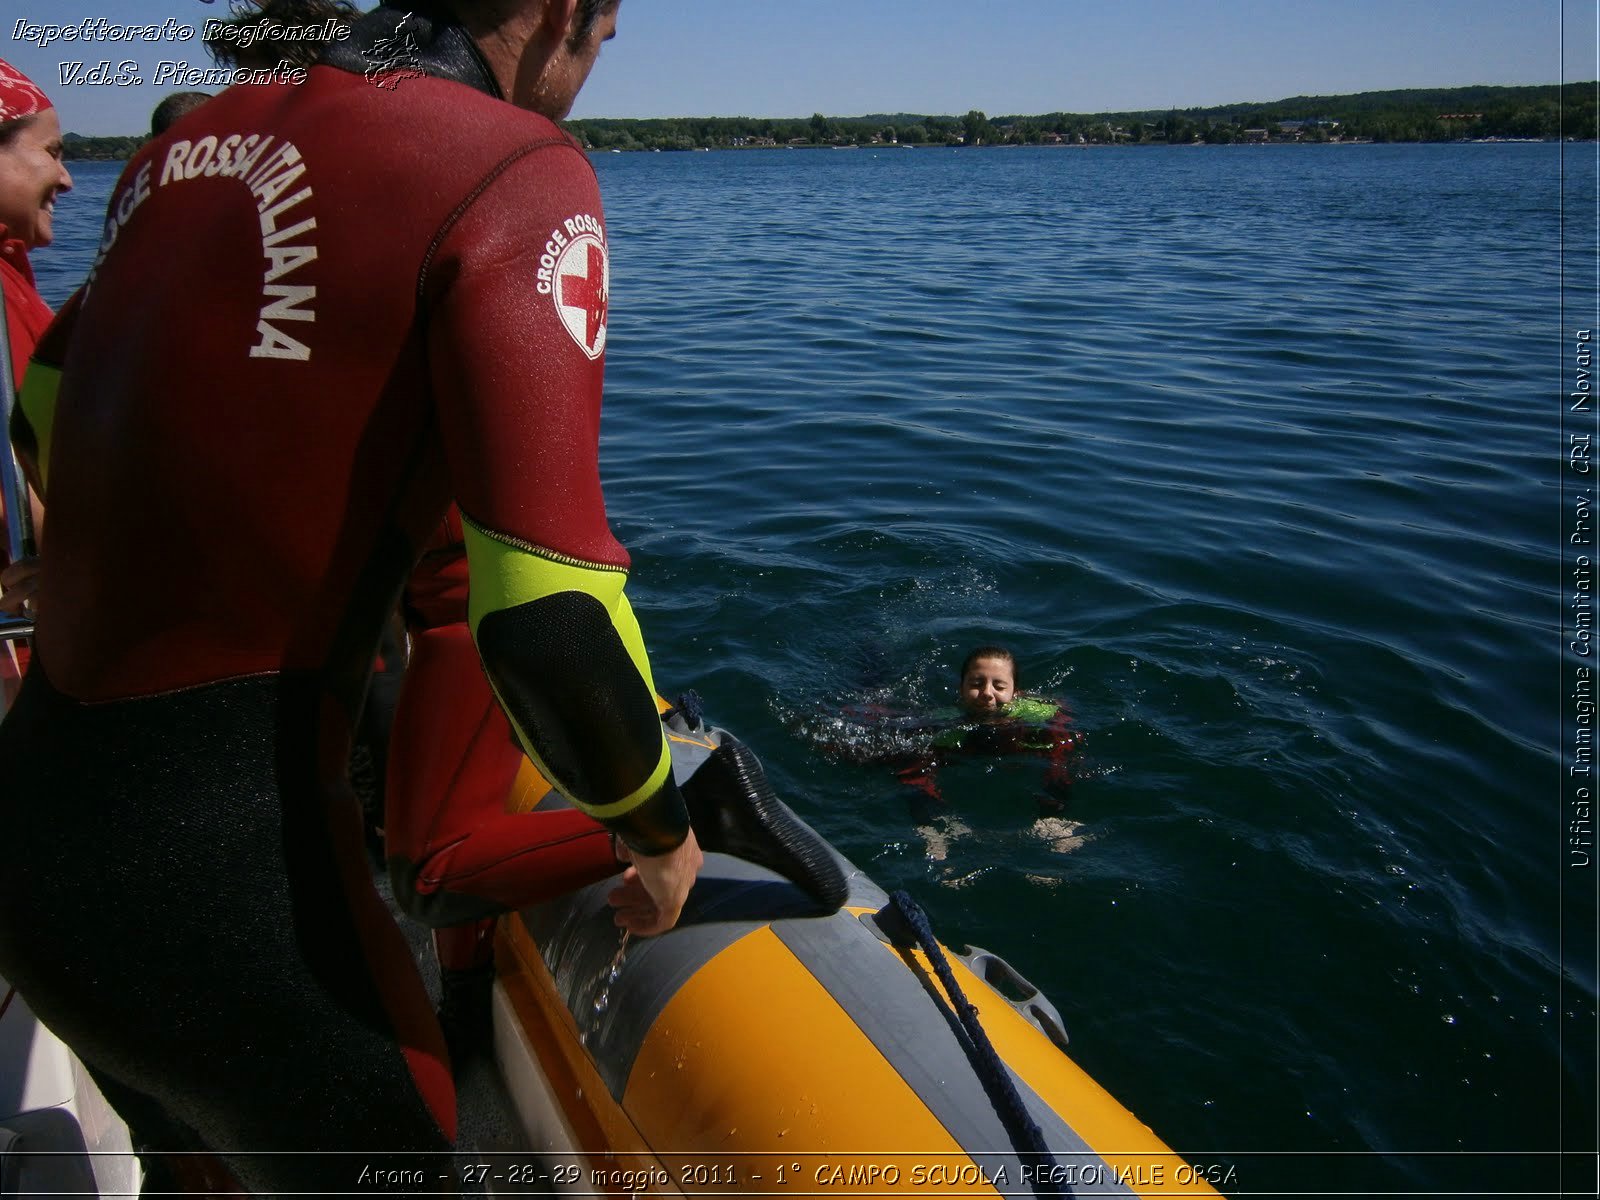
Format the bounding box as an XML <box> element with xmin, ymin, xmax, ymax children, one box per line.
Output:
<box><xmin>390</xmin><ymin>507</ymin><xmax>615</xmax><ymax>928</ymax></box>
<box><xmin>0</xmin><ymin>8</ymin><xmax>686</xmax><ymax>1192</ymax></box>
<box><xmin>392</xmin><ymin>507</ymin><xmax>618</xmax><ymax>1061</ymax></box>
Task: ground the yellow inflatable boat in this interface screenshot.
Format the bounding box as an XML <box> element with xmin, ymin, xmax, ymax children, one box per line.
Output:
<box><xmin>0</xmin><ymin>695</ymin><xmax>1219</xmax><ymax>1198</ymax></box>
<box><xmin>478</xmin><ymin>708</ymin><xmax>1222</xmax><ymax>1198</ymax></box>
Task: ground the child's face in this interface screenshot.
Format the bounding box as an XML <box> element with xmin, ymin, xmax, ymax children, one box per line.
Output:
<box><xmin>959</xmin><ymin>656</ymin><xmax>1015</xmax><ymax>716</ymax></box>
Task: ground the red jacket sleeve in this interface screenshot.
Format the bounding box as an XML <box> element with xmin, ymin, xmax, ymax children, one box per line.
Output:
<box><xmin>385</xmin><ymin>622</ymin><xmax>618</xmax><ymax>927</ymax></box>
<box><xmin>421</xmin><ymin>138</ymin><xmax>687</xmax><ymax>855</ymax></box>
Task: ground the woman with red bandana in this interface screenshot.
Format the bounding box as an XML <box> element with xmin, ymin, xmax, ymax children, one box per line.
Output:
<box><xmin>0</xmin><ymin>58</ymin><xmax>71</xmax><ymax>691</ymax></box>
<box><xmin>0</xmin><ymin>59</ymin><xmax>69</xmax><ymax>384</ymax></box>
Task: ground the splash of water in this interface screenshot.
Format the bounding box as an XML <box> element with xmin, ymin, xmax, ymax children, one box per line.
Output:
<box><xmin>592</xmin><ymin>929</ymin><xmax>631</xmax><ymax>1017</ymax></box>
<box><xmin>578</xmin><ymin>927</ymin><xmax>631</xmax><ymax>1048</ymax></box>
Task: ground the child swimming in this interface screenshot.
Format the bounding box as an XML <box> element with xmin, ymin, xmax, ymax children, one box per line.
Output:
<box><xmin>807</xmin><ymin>644</ymin><xmax>1084</xmax><ymax>863</ymax></box>
<box><xmin>895</xmin><ymin>646</ymin><xmax>1082</xmax><ymax>812</ymax></box>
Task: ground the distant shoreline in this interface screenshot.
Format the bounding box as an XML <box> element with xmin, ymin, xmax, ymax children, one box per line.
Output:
<box><xmin>64</xmin><ymin>139</ymin><xmax>1582</xmax><ymax>164</ymax></box>
<box><xmin>60</xmin><ymin>81</ymin><xmax>1595</xmax><ymax>157</ymax></box>
<box><xmin>581</xmin><ymin>136</ymin><xmax>1569</xmax><ymax>153</ymax></box>
<box><xmin>61</xmin><ymin>137</ymin><xmax>1579</xmax><ymax>163</ymax></box>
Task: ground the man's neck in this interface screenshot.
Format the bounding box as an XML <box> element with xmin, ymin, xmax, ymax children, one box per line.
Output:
<box><xmin>319</xmin><ymin>4</ymin><xmax>504</xmax><ymax>98</ymax></box>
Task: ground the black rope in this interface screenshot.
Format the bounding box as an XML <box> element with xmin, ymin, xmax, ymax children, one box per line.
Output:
<box><xmin>888</xmin><ymin>890</ymin><xmax>1066</xmax><ymax>1200</ymax></box>
<box><xmin>674</xmin><ymin>689</ymin><xmax>705</xmax><ymax>729</ymax></box>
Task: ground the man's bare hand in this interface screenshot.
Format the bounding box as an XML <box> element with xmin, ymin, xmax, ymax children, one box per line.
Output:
<box><xmin>0</xmin><ymin>557</ymin><xmax>40</xmax><ymax>618</ymax></box>
<box><xmin>606</xmin><ymin>829</ymin><xmax>703</xmax><ymax>936</ymax></box>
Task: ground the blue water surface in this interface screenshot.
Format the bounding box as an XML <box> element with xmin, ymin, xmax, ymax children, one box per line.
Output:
<box><xmin>37</xmin><ymin>141</ymin><xmax>1590</xmax><ymax>1198</ymax></box>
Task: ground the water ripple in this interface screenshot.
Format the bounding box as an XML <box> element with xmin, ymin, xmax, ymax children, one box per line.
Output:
<box><xmin>37</xmin><ymin>143</ymin><xmax>1576</xmax><ymax>1198</ymax></box>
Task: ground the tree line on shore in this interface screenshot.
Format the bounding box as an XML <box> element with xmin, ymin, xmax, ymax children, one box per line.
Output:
<box><xmin>567</xmin><ymin>83</ymin><xmax>1593</xmax><ymax>151</ymax></box>
<box><xmin>62</xmin><ymin>82</ymin><xmax>1595</xmax><ymax>160</ymax></box>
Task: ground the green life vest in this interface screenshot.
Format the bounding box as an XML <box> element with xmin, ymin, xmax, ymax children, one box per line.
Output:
<box><xmin>929</xmin><ymin>697</ymin><xmax>1063</xmax><ymax>751</ymax></box>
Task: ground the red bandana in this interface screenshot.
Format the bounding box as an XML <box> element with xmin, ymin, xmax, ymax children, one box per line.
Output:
<box><xmin>0</xmin><ymin>59</ymin><xmax>52</xmax><ymax>123</ymax></box>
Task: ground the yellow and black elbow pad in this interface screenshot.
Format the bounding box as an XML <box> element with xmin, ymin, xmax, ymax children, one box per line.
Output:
<box><xmin>464</xmin><ymin>513</ymin><xmax>689</xmax><ymax>855</ymax></box>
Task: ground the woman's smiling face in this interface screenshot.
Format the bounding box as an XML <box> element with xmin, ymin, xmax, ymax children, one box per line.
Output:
<box><xmin>0</xmin><ymin>108</ymin><xmax>72</xmax><ymax>249</ymax></box>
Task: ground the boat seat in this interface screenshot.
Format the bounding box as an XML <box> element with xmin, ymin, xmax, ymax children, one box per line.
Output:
<box><xmin>0</xmin><ymin>1106</ymin><xmax>100</xmax><ymax>1197</ymax></box>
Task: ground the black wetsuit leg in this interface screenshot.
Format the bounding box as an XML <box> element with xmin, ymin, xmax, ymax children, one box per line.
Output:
<box><xmin>0</xmin><ymin>669</ymin><xmax>455</xmax><ymax>1195</ymax></box>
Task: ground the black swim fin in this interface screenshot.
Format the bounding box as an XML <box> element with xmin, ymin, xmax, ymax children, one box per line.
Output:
<box><xmin>678</xmin><ymin>730</ymin><xmax>849</xmax><ymax>913</ymax></box>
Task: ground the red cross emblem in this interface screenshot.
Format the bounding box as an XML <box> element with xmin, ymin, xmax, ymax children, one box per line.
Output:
<box><xmin>553</xmin><ymin>234</ymin><xmax>608</xmax><ymax>360</ymax></box>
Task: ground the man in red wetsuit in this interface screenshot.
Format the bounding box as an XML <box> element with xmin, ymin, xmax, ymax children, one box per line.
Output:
<box><xmin>0</xmin><ymin>2</ymin><xmax>702</xmax><ymax>1192</ymax></box>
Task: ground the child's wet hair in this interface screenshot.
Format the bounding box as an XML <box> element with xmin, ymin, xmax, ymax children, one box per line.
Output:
<box><xmin>960</xmin><ymin>645</ymin><xmax>1018</xmax><ymax>687</ymax></box>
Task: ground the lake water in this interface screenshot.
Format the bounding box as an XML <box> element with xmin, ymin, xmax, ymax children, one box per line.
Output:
<box><xmin>37</xmin><ymin>141</ymin><xmax>1592</xmax><ymax>1198</ymax></box>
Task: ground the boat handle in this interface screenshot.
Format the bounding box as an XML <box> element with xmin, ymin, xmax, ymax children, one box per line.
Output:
<box><xmin>953</xmin><ymin>944</ymin><xmax>1071</xmax><ymax>1052</ymax></box>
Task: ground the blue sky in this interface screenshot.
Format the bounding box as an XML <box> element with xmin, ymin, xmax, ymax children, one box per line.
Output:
<box><xmin>1</xmin><ymin>0</ymin><xmax>1593</xmax><ymax>137</ymax></box>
